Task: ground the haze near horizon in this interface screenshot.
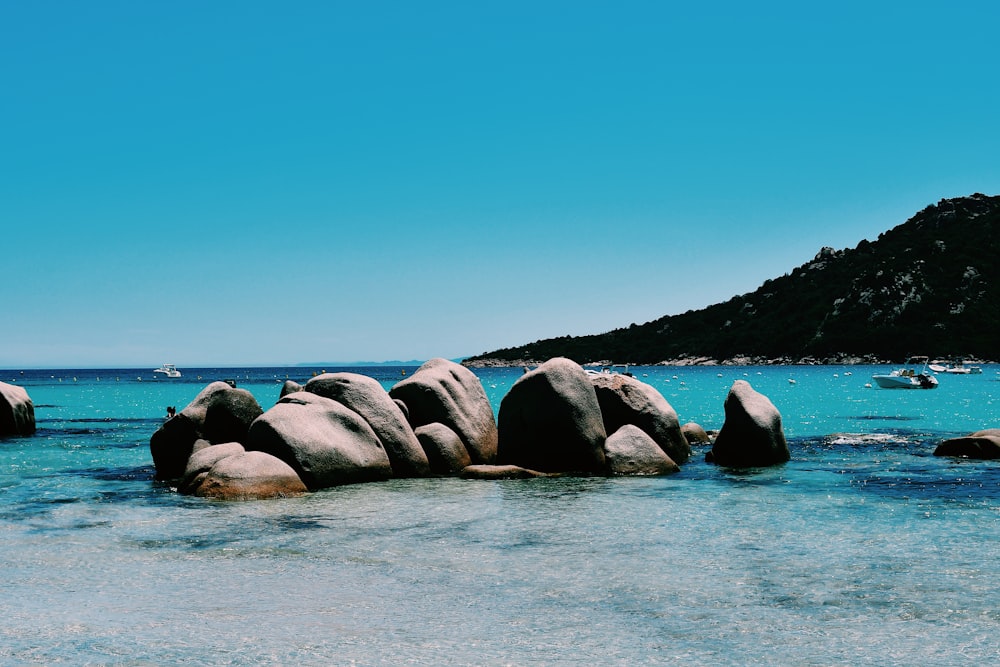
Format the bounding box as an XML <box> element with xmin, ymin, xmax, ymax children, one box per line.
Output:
<box><xmin>3</xmin><ymin>1</ymin><xmax>998</xmax><ymax>368</ymax></box>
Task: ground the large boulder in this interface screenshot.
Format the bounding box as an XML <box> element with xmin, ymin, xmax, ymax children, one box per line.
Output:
<box><xmin>604</xmin><ymin>424</ymin><xmax>680</xmax><ymax>476</ymax></box>
<box><xmin>305</xmin><ymin>373</ymin><xmax>430</xmax><ymax>477</ymax></box>
<box><xmin>681</xmin><ymin>422</ymin><xmax>712</xmax><ymax>446</ymax></box>
<box><xmin>0</xmin><ymin>381</ymin><xmax>35</xmax><ymax>436</ymax></box>
<box><xmin>192</xmin><ymin>451</ymin><xmax>308</xmax><ymax>500</ymax></box>
<box><xmin>414</xmin><ymin>422</ymin><xmax>471</xmax><ymax>474</ymax></box>
<box><xmin>246</xmin><ymin>392</ymin><xmax>392</xmax><ymax>489</ymax></box>
<box><xmin>708</xmin><ymin>380</ymin><xmax>789</xmax><ymax>468</ymax></box>
<box><xmin>179</xmin><ymin>442</ymin><xmax>246</xmax><ymax>494</ymax></box>
<box><xmin>149</xmin><ymin>381</ymin><xmax>264</xmax><ymax>481</ymax></box>
<box><xmin>933</xmin><ymin>430</ymin><xmax>1000</xmax><ymax>459</ymax></box>
<box><xmin>389</xmin><ymin>358</ymin><xmax>497</xmax><ymax>464</ymax></box>
<box><xmin>496</xmin><ymin>357</ymin><xmax>607</xmax><ymax>473</ymax></box>
<box><xmin>588</xmin><ymin>372</ymin><xmax>690</xmax><ymax>464</ymax></box>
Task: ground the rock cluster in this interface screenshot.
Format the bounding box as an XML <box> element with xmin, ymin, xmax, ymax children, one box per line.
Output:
<box><xmin>149</xmin><ymin>381</ymin><xmax>264</xmax><ymax>481</ymax></box>
<box><xmin>149</xmin><ymin>357</ymin><xmax>789</xmax><ymax>500</ymax></box>
<box><xmin>150</xmin><ymin>359</ymin><xmax>499</xmax><ymax>499</ymax></box>
<box><xmin>0</xmin><ymin>381</ymin><xmax>36</xmax><ymax>436</ymax></box>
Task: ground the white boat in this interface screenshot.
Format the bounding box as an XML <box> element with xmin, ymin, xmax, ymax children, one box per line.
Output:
<box><xmin>153</xmin><ymin>364</ymin><xmax>182</xmax><ymax>378</ymax></box>
<box><xmin>929</xmin><ymin>360</ymin><xmax>982</xmax><ymax>375</ymax></box>
<box><xmin>584</xmin><ymin>364</ymin><xmax>633</xmax><ymax>377</ymax></box>
<box><xmin>872</xmin><ymin>357</ymin><xmax>938</xmax><ymax>389</ymax></box>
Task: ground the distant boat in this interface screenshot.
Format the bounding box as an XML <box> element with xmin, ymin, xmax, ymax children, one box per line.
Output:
<box><xmin>872</xmin><ymin>356</ymin><xmax>938</xmax><ymax>389</ymax></box>
<box><xmin>929</xmin><ymin>360</ymin><xmax>982</xmax><ymax>375</ymax></box>
<box><xmin>584</xmin><ymin>364</ymin><xmax>633</xmax><ymax>377</ymax></box>
<box><xmin>153</xmin><ymin>364</ymin><xmax>182</xmax><ymax>378</ymax></box>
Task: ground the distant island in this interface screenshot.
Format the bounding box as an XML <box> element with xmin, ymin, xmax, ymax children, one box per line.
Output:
<box><xmin>463</xmin><ymin>194</ymin><xmax>999</xmax><ymax>367</ymax></box>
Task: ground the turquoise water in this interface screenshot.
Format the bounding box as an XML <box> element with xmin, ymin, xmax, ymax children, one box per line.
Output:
<box><xmin>1</xmin><ymin>365</ymin><xmax>999</xmax><ymax>665</ymax></box>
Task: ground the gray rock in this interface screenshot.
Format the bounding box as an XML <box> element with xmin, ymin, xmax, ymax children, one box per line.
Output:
<box><xmin>306</xmin><ymin>373</ymin><xmax>430</xmax><ymax>477</ymax></box>
<box><xmin>193</xmin><ymin>451</ymin><xmax>308</xmax><ymax>500</ymax></box>
<box><xmin>588</xmin><ymin>372</ymin><xmax>690</xmax><ymax>464</ymax></box>
<box><xmin>414</xmin><ymin>422</ymin><xmax>471</xmax><ymax>474</ymax></box>
<box><xmin>681</xmin><ymin>422</ymin><xmax>712</xmax><ymax>445</ymax></box>
<box><xmin>389</xmin><ymin>358</ymin><xmax>497</xmax><ymax>464</ymax></box>
<box><xmin>179</xmin><ymin>442</ymin><xmax>246</xmax><ymax>494</ymax></box>
<box><xmin>246</xmin><ymin>392</ymin><xmax>392</xmax><ymax>489</ymax></box>
<box><xmin>150</xmin><ymin>381</ymin><xmax>264</xmax><ymax>481</ymax></box>
<box><xmin>0</xmin><ymin>381</ymin><xmax>35</xmax><ymax>436</ymax></box>
<box><xmin>933</xmin><ymin>432</ymin><xmax>1000</xmax><ymax>459</ymax></box>
<box><xmin>709</xmin><ymin>380</ymin><xmax>789</xmax><ymax>467</ymax></box>
<box><xmin>604</xmin><ymin>424</ymin><xmax>680</xmax><ymax>476</ymax></box>
<box><xmin>279</xmin><ymin>380</ymin><xmax>303</xmax><ymax>398</ymax></box>
<box><xmin>496</xmin><ymin>357</ymin><xmax>607</xmax><ymax>473</ymax></box>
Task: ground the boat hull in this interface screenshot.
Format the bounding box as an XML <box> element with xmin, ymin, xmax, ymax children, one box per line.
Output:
<box><xmin>872</xmin><ymin>374</ymin><xmax>937</xmax><ymax>389</ymax></box>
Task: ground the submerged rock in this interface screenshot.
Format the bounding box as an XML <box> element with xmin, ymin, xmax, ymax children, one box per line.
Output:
<box><xmin>709</xmin><ymin>380</ymin><xmax>789</xmax><ymax>468</ymax></box>
<box><xmin>460</xmin><ymin>464</ymin><xmax>550</xmax><ymax>480</ymax></box>
<box><xmin>497</xmin><ymin>357</ymin><xmax>606</xmax><ymax>473</ymax></box>
<box><xmin>0</xmin><ymin>381</ymin><xmax>35</xmax><ymax>436</ymax></box>
<box><xmin>933</xmin><ymin>430</ymin><xmax>1000</xmax><ymax>459</ymax></box>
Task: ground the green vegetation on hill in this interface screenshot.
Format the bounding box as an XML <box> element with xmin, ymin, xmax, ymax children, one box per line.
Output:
<box><xmin>465</xmin><ymin>194</ymin><xmax>1000</xmax><ymax>365</ymax></box>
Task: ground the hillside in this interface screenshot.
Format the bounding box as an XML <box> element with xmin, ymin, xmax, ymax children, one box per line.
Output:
<box><xmin>464</xmin><ymin>194</ymin><xmax>1000</xmax><ymax>366</ymax></box>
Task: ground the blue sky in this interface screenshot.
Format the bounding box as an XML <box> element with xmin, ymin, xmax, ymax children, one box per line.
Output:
<box><xmin>2</xmin><ymin>1</ymin><xmax>998</xmax><ymax>367</ymax></box>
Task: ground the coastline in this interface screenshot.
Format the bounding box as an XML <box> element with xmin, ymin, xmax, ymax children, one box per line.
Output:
<box><xmin>462</xmin><ymin>353</ymin><xmax>901</xmax><ymax>368</ymax></box>
<box><xmin>463</xmin><ymin>353</ymin><xmax>999</xmax><ymax>368</ymax></box>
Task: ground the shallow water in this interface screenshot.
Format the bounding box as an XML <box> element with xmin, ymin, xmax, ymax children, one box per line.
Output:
<box><xmin>1</xmin><ymin>365</ymin><xmax>998</xmax><ymax>664</ymax></box>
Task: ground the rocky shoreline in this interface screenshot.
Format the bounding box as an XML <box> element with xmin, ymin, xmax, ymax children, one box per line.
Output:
<box><xmin>464</xmin><ymin>353</ymin><xmax>997</xmax><ymax>368</ymax></box>
<box><xmin>463</xmin><ymin>354</ymin><xmax>897</xmax><ymax>368</ymax></box>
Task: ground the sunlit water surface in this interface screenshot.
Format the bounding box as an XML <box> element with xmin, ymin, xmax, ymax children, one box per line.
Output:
<box><xmin>1</xmin><ymin>365</ymin><xmax>998</xmax><ymax>665</ymax></box>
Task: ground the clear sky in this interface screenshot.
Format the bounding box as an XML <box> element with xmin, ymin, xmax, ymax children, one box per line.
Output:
<box><xmin>2</xmin><ymin>1</ymin><xmax>998</xmax><ymax>368</ymax></box>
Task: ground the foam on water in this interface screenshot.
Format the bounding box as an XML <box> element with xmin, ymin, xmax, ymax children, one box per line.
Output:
<box><xmin>1</xmin><ymin>365</ymin><xmax>998</xmax><ymax>664</ymax></box>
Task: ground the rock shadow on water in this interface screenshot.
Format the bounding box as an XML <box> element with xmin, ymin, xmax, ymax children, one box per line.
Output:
<box><xmin>33</xmin><ymin>416</ymin><xmax>162</xmax><ymax>446</ymax></box>
<box><xmin>133</xmin><ymin>534</ymin><xmax>243</xmax><ymax>552</ymax></box>
<box><xmin>263</xmin><ymin>515</ymin><xmax>329</xmax><ymax>532</ymax></box>
<box><xmin>68</xmin><ymin>465</ymin><xmax>157</xmax><ymax>482</ymax></box>
<box><xmin>714</xmin><ymin>465</ymin><xmax>792</xmax><ymax>487</ymax></box>
<box><xmin>0</xmin><ymin>495</ymin><xmax>81</xmax><ymax>518</ymax></box>
<box><xmin>848</xmin><ymin>467</ymin><xmax>1000</xmax><ymax>505</ymax></box>
<box><xmin>494</xmin><ymin>475</ymin><xmax>615</xmax><ymax>501</ymax></box>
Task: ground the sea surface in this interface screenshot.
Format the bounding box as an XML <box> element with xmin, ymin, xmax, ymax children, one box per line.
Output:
<box><xmin>1</xmin><ymin>364</ymin><xmax>998</xmax><ymax>665</ymax></box>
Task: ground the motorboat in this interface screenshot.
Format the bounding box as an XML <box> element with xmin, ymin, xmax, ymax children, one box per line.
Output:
<box><xmin>584</xmin><ymin>364</ymin><xmax>633</xmax><ymax>377</ymax></box>
<box><xmin>153</xmin><ymin>364</ymin><xmax>182</xmax><ymax>378</ymax></box>
<box><xmin>929</xmin><ymin>360</ymin><xmax>982</xmax><ymax>375</ymax></box>
<box><xmin>872</xmin><ymin>357</ymin><xmax>938</xmax><ymax>389</ymax></box>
